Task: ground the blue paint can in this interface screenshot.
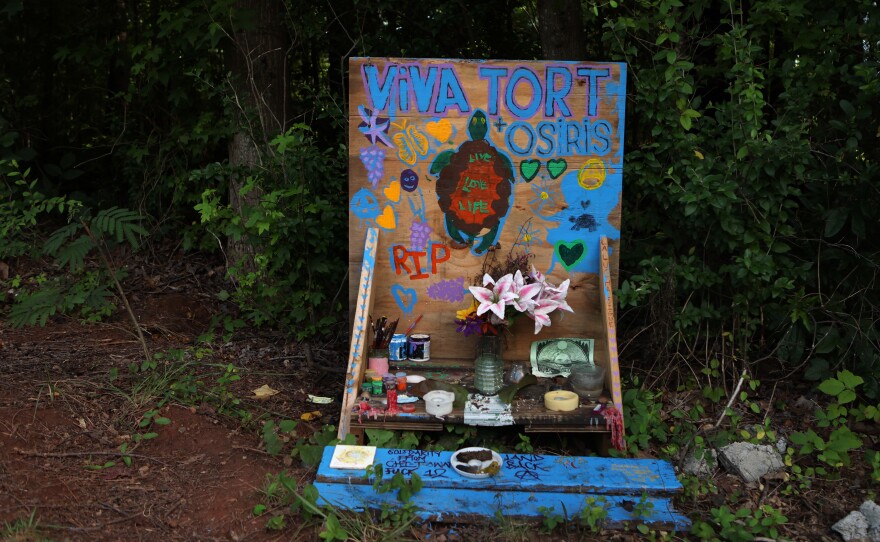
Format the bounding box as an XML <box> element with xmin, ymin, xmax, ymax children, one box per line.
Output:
<box><xmin>408</xmin><ymin>334</ymin><xmax>431</xmax><ymax>361</ymax></box>
<box><xmin>389</xmin><ymin>334</ymin><xmax>408</xmax><ymax>361</ymax></box>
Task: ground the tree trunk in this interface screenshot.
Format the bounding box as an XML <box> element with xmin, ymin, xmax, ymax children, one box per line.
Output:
<box><xmin>227</xmin><ymin>0</ymin><xmax>289</xmax><ymax>266</ymax></box>
<box><xmin>537</xmin><ymin>0</ymin><xmax>587</xmax><ymax>60</ymax></box>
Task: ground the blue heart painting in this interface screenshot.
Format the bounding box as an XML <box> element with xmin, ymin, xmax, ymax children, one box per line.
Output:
<box><xmin>391</xmin><ymin>284</ymin><xmax>417</xmax><ymax>315</ymax></box>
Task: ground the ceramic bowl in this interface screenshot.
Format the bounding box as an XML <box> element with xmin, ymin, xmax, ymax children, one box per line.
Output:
<box><xmin>450</xmin><ymin>447</ymin><xmax>503</xmax><ymax>479</ymax></box>
<box><xmin>423</xmin><ymin>390</ymin><xmax>454</xmax><ymax>415</ymax></box>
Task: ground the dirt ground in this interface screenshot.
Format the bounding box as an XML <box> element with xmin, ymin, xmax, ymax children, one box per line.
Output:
<box><xmin>0</xmin><ymin>250</ymin><xmax>876</xmax><ymax>542</ymax></box>
<box><xmin>0</xmin><ymin>251</ymin><xmax>346</xmax><ymax>541</ymax></box>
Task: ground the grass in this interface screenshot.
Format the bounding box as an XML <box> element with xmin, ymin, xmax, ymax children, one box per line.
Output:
<box><xmin>2</xmin><ymin>510</ymin><xmax>51</xmax><ymax>542</ymax></box>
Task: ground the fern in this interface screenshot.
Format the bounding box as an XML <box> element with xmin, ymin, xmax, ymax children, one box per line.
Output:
<box><xmin>8</xmin><ymin>287</ymin><xmax>65</xmax><ymax>327</ymax></box>
<box><xmin>55</xmin><ymin>235</ymin><xmax>95</xmax><ymax>272</ymax></box>
<box><xmin>92</xmin><ymin>207</ymin><xmax>147</xmax><ymax>248</ymax></box>
<box><xmin>43</xmin><ymin>223</ymin><xmax>80</xmax><ymax>256</ymax></box>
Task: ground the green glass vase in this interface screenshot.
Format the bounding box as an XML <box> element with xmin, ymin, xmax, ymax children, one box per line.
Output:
<box><xmin>474</xmin><ymin>335</ymin><xmax>504</xmax><ymax>395</ymax></box>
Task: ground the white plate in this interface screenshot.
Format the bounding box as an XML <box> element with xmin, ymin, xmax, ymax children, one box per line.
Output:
<box><xmin>406</xmin><ymin>375</ymin><xmax>426</xmax><ymax>383</ymax></box>
<box><xmin>450</xmin><ymin>447</ymin><xmax>503</xmax><ymax>479</ymax></box>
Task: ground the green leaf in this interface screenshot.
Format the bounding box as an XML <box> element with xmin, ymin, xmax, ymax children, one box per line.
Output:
<box><xmin>837</xmin><ymin>390</ymin><xmax>857</xmax><ymax>405</ymax></box>
<box><xmin>824</xmin><ymin>208</ymin><xmax>847</xmax><ymax>237</ymax></box>
<box><xmin>279</xmin><ymin>419</ymin><xmax>298</xmax><ymax>433</ymax></box>
<box><xmin>837</xmin><ymin>370</ymin><xmax>864</xmax><ymax>390</ymax></box>
<box><xmin>253</xmin><ymin>504</ymin><xmax>267</xmax><ymax>516</ymax></box>
<box><xmin>827</xmin><ymin>427</ymin><xmax>861</xmax><ymax>453</ymax></box>
<box><xmin>818</xmin><ymin>379</ymin><xmax>844</xmax><ymax>397</ymax></box>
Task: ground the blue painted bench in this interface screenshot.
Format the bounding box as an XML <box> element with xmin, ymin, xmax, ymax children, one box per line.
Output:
<box><xmin>314</xmin><ymin>447</ymin><xmax>691</xmax><ymax>531</ymax></box>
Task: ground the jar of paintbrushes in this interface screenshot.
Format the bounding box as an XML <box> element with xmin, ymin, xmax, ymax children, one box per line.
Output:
<box><xmin>368</xmin><ymin>316</ymin><xmax>399</xmax><ymax>376</ymax></box>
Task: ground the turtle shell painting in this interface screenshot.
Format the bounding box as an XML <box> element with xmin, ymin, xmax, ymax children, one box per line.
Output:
<box><xmin>432</xmin><ymin>110</ymin><xmax>516</xmax><ymax>254</ymax></box>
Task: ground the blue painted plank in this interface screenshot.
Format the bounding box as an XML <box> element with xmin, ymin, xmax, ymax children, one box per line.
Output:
<box><xmin>313</xmin><ymin>482</ymin><xmax>691</xmax><ymax>531</ymax></box>
<box><xmin>316</xmin><ymin>447</ymin><xmax>682</xmax><ymax>496</ymax></box>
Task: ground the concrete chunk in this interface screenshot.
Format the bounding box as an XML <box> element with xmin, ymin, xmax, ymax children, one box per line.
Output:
<box><xmin>717</xmin><ymin>442</ymin><xmax>784</xmax><ymax>482</ymax></box>
<box><xmin>832</xmin><ymin>511</ymin><xmax>869</xmax><ymax>542</ymax></box>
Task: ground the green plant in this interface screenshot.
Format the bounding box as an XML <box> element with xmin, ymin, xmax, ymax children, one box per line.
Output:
<box><xmin>623</xmin><ymin>380</ymin><xmax>669</xmax><ymax>453</ymax></box>
<box><xmin>370</xmin><ymin>464</ymin><xmax>424</xmax><ymax>504</ymax></box>
<box><xmin>538</xmin><ymin>505</ymin><xmax>565</xmax><ymax>533</ymax></box>
<box><xmin>2</xmin><ymin>509</ymin><xmax>51</xmax><ymax>542</ymax></box>
<box><xmin>867</xmin><ymin>450</ymin><xmax>880</xmax><ymax>483</ymax></box>
<box><xmin>193</xmin><ymin>125</ymin><xmax>347</xmax><ymax>341</ymax></box>
<box><xmin>8</xmin><ymin>204</ymin><xmax>150</xmax><ymax>360</ymax></box>
<box><xmin>514</xmin><ymin>433</ymin><xmax>534</xmax><ymax>453</ymax></box>
<box><xmin>292</xmin><ymin>425</ymin><xmax>355</xmax><ymax>467</ymax></box>
<box><xmin>690</xmin><ymin>504</ymin><xmax>788</xmax><ymax>542</ymax></box>
<box><xmin>365</xmin><ymin>428</ymin><xmax>421</xmax><ymax>450</ymax></box>
<box><xmin>578</xmin><ymin>496</ymin><xmax>609</xmax><ymax>533</ymax></box>
<box><xmin>259</xmin><ymin>471</ymin><xmax>300</xmax><ymax>506</ymax></box>
<box><xmin>788</xmin><ymin>371</ymin><xmax>865</xmax><ymax>467</ymax></box>
<box><xmin>0</xmin><ymin>160</ymin><xmax>71</xmax><ymax>259</ymax></box>
<box><xmin>631</xmin><ymin>492</ymin><xmax>655</xmax><ymax>520</ymax></box>
<box><xmin>262</xmin><ymin>419</ymin><xmax>299</xmax><ymax>456</ymax></box>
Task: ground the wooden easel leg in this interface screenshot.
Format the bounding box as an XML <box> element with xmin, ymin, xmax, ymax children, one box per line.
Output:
<box><xmin>348</xmin><ymin>427</ymin><xmax>366</xmax><ymax>445</ymax></box>
<box><xmin>598</xmin><ymin>433</ymin><xmax>611</xmax><ymax>457</ymax></box>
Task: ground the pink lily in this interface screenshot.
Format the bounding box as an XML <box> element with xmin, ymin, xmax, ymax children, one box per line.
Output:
<box><xmin>530</xmin><ymin>264</ymin><xmax>546</xmax><ymax>284</ymax></box>
<box><xmin>543</xmin><ymin>278</ymin><xmax>574</xmax><ymax>313</ymax></box>
<box><xmin>528</xmin><ymin>297</ymin><xmax>560</xmax><ymax>334</ymax></box>
<box><xmin>469</xmin><ymin>273</ymin><xmax>518</xmax><ymax>320</ymax></box>
<box><xmin>512</xmin><ymin>270</ymin><xmax>542</xmax><ymax>313</ymax></box>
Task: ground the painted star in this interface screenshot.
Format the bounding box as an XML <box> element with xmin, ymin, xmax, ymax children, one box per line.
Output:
<box><xmin>358</xmin><ymin>105</ymin><xmax>392</xmax><ymax>146</ymax></box>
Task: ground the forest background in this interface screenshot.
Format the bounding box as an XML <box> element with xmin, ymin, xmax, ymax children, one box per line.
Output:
<box><xmin>1</xmin><ymin>0</ymin><xmax>879</xmax><ymax>443</ymax></box>
<box><xmin>3</xmin><ymin>0</ymin><xmax>876</xmax><ymax>394</ymax></box>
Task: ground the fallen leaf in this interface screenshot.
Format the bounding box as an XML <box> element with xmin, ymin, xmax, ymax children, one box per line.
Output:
<box><xmin>300</xmin><ymin>411</ymin><xmax>322</xmax><ymax>421</ymax></box>
<box><xmin>252</xmin><ymin>384</ymin><xmax>280</xmax><ymax>399</ymax></box>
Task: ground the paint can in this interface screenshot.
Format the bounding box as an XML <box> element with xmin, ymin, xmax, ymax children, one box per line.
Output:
<box><xmin>389</xmin><ymin>334</ymin><xmax>408</xmax><ymax>361</ymax></box>
<box><xmin>408</xmin><ymin>334</ymin><xmax>431</xmax><ymax>361</ymax></box>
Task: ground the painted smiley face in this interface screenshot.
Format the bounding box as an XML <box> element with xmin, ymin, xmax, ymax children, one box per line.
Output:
<box><xmin>400</xmin><ymin>169</ymin><xmax>419</xmax><ymax>192</ymax></box>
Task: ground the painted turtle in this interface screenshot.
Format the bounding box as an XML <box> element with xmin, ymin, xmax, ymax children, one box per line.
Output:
<box><xmin>431</xmin><ymin>110</ymin><xmax>516</xmax><ymax>254</ymax></box>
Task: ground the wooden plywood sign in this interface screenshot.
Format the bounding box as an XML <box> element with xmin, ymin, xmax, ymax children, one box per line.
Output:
<box><xmin>348</xmin><ymin>58</ymin><xmax>626</xmax><ymax>362</ymax></box>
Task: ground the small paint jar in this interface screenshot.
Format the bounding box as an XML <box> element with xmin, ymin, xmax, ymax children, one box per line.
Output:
<box><xmin>408</xmin><ymin>334</ymin><xmax>431</xmax><ymax>361</ymax></box>
<box><xmin>389</xmin><ymin>334</ymin><xmax>408</xmax><ymax>361</ymax></box>
<box><xmin>371</xmin><ymin>377</ymin><xmax>383</xmax><ymax>395</ymax></box>
<box><xmin>383</xmin><ymin>375</ymin><xmax>397</xmax><ymax>394</ymax></box>
<box><xmin>395</xmin><ymin>371</ymin><xmax>407</xmax><ymax>392</ymax></box>
<box><xmin>360</xmin><ymin>382</ymin><xmax>372</xmax><ymax>394</ymax></box>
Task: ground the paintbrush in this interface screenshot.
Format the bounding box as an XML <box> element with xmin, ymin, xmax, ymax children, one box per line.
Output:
<box><xmin>382</xmin><ymin>318</ymin><xmax>399</xmax><ymax>348</ymax></box>
<box><xmin>403</xmin><ymin>314</ymin><xmax>423</xmax><ymax>337</ymax></box>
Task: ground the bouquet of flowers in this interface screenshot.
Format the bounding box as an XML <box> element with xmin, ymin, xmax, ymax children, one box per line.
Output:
<box><xmin>456</xmin><ymin>262</ymin><xmax>573</xmax><ymax>336</ymax></box>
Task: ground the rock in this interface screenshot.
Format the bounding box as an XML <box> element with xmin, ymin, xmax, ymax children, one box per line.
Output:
<box><xmin>681</xmin><ymin>449</ymin><xmax>717</xmax><ymax>478</ymax></box>
<box><xmin>859</xmin><ymin>501</ymin><xmax>880</xmax><ymax>542</ymax></box>
<box><xmin>718</xmin><ymin>442</ymin><xmax>784</xmax><ymax>482</ymax></box>
<box><xmin>861</xmin><ymin>501</ymin><xmax>880</xmax><ymax>527</ymax></box>
<box><xmin>776</xmin><ymin>436</ymin><xmax>788</xmax><ymax>454</ymax></box>
<box><xmin>832</xmin><ymin>511</ymin><xmax>869</xmax><ymax>542</ymax></box>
